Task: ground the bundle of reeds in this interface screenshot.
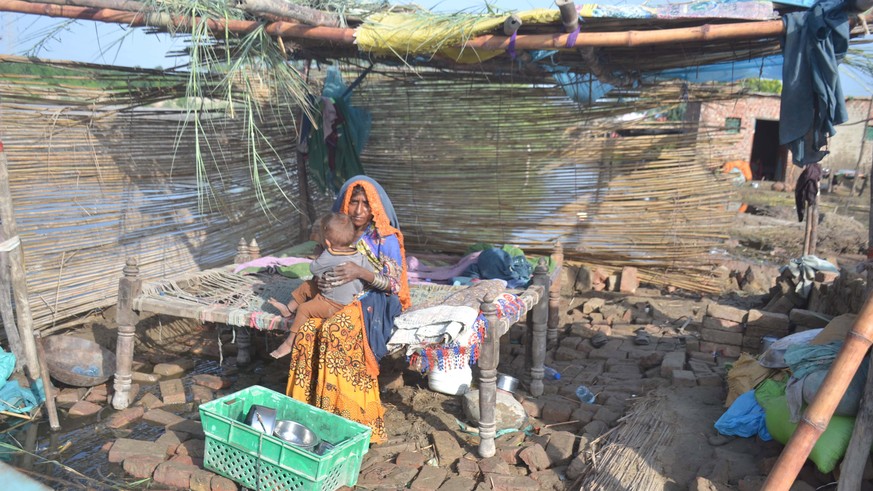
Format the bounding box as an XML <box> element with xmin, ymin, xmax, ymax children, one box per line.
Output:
<box><xmin>579</xmin><ymin>393</ymin><xmax>675</xmax><ymax>489</ymax></box>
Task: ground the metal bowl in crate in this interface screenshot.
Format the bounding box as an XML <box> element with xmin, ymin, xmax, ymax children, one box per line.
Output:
<box><xmin>273</xmin><ymin>420</ymin><xmax>321</xmax><ymax>452</ymax></box>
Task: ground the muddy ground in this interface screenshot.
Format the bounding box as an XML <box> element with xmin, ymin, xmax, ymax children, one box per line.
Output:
<box><xmin>1</xmin><ymin>183</ymin><xmax>870</xmax><ymax>491</ymax></box>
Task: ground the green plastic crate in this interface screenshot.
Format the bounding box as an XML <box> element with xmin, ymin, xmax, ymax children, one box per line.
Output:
<box><xmin>199</xmin><ymin>385</ymin><xmax>371</xmax><ymax>491</ymax></box>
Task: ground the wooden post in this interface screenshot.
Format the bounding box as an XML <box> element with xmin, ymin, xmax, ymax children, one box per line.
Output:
<box><xmin>477</xmin><ymin>292</ymin><xmax>499</xmax><ymax>458</ymax></box>
<box><xmin>547</xmin><ymin>242</ymin><xmax>563</xmax><ymax>348</ymax></box>
<box><xmin>529</xmin><ymin>258</ymin><xmax>549</xmax><ymax>397</ymax></box>
<box><xmin>503</xmin><ymin>14</ymin><xmax>521</xmax><ymax>35</ymax></box>
<box><xmin>0</xmin><ymin>229</ymin><xmax>25</xmax><ymax>371</ymax></box>
<box><xmin>868</xmin><ymin>151</ymin><xmax>873</xmax><ymax>293</ymax></box>
<box><xmin>838</xmin><ymin>354</ymin><xmax>873</xmax><ymax>490</ymax></box>
<box><xmin>112</xmin><ymin>258</ymin><xmax>141</xmax><ymax>410</ymax></box>
<box><xmin>802</xmin><ymin>202</ymin><xmax>813</xmax><ymax>256</ymax></box>
<box><xmin>34</xmin><ymin>332</ymin><xmax>60</xmax><ymax>431</ymax></box>
<box><xmin>808</xmin><ymin>203</ymin><xmax>818</xmax><ymax>256</ymax></box>
<box><xmin>851</xmin><ymin>98</ymin><xmax>872</xmax><ymax>197</ymax></box>
<box><xmin>857</xmin><ymin>154</ymin><xmax>873</xmax><ymax>488</ymax></box>
<box><xmin>556</xmin><ymin>0</ymin><xmax>578</xmax><ymax>31</ymax></box>
<box><xmin>763</xmin><ymin>289</ymin><xmax>873</xmax><ymax>490</ymax></box>
<box><xmin>296</xmin><ymin>59</ymin><xmax>316</xmax><ymax>243</ymax></box>
<box><xmin>0</xmin><ymin>146</ymin><xmax>39</xmax><ymax>378</ymax></box>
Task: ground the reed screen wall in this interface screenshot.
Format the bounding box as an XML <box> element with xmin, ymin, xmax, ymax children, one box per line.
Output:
<box><xmin>1</xmin><ymin>66</ymin><xmax>740</xmax><ymax>334</ymax></box>
<box><xmin>350</xmin><ymin>73</ymin><xmax>737</xmax><ymax>290</ymax></box>
<box><xmin>1</xmin><ymin>104</ymin><xmax>303</xmax><ymax>332</ymax></box>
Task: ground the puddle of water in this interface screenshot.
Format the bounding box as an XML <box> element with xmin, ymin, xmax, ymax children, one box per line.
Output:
<box><xmin>0</xmin><ymin>355</ymin><xmax>285</xmax><ymax>489</ymax></box>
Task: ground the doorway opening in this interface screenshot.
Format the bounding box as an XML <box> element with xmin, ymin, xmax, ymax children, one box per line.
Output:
<box><xmin>749</xmin><ymin>119</ymin><xmax>786</xmax><ymax>181</ymax></box>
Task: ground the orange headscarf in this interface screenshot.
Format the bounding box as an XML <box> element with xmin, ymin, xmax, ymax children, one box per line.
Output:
<box><xmin>338</xmin><ymin>179</ymin><xmax>411</xmax><ymax>310</ymax></box>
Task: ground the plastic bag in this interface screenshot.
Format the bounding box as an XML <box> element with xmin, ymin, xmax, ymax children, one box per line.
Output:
<box><xmin>725</xmin><ymin>353</ymin><xmax>775</xmax><ymax>407</ymax></box>
<box><xmin>714</xmin><ymin>390</ymin><xmax>772</xmax><ymax>440</ymax></box>
<box><xmin>0</xmin><ymin>349</ymin><xmax>14</xmax><ymax>382</ymax></box>
<box><xmin>756</xmin><ymin>379</ymin><xmax>854</xmax><ymax>474</ymax></box>
<box><xmin>0</xmin><ymin>378</ymin><xmax>44</xmax><ymax>414</ymax></box>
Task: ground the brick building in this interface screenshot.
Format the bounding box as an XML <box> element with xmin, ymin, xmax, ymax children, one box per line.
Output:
<box><xmin>697</xmin><ymin>94</ymin><xmax>873</xmax><ymax>184</ymax></box>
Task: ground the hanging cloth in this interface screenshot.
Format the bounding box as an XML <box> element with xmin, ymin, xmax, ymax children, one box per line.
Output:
<box><xmin>778</xmin><ymin>0</ymin><xmax>849</xmax><ymax>166</ymax></box>
<box><xmin>305</xmin><ymin>67</ymin><xmax>372</xmax><ymax>192</ymax></box>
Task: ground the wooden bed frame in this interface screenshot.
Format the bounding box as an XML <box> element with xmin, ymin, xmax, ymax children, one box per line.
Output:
<box><xmin>110</xmin><ymin>241</ymin><xmax>563</xmax><ymax>458</ymax></box>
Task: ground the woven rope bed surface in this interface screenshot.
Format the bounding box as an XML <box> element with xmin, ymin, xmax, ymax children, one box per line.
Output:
<box><xmin>134</xmin><ymin>267</ymin><xmax>543</xmax><ymax>333</ymax></box>
<box><xmin>134</xmin><ymin>266</ymin><xmax>544</xmax><ymax>334</ymax></box>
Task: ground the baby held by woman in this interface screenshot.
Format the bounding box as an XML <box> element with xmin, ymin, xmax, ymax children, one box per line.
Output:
<box><xmin>267</xmin><ymin>212</ymin><xmax>372</xmax><ymax>358</ymax></box>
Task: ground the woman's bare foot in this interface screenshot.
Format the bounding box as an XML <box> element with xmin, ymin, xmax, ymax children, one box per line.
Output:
<box><xmin>270</xmin><ymin>342</ymin><xmax>293</xmax><ymax>359</ymax></box>
<box><xmin>267</xmin><ymin>298</ymin><xmax>292</xmax><ymax>317</ymax></box>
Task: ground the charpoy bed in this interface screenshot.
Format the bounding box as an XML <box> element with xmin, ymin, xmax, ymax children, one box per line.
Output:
<box><xmin>110</xmin><ymin>240</ymin><xmax>563</xmax><ymax>458</ymax></box>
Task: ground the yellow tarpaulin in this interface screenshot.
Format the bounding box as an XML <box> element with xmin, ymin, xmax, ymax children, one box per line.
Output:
<box><xmin>355</xmin><ymin>9</ymin><xmax>561</xmax><ymax>63</ymax></box>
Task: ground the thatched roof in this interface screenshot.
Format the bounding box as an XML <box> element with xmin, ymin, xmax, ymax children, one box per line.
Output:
<box><xmin>4</xmin><ymin>0</ymin><xmax>870</xmax><ymax>83</ymax></box>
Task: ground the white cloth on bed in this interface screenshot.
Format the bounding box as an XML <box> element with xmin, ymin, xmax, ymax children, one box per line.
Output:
<box><xmin>388</xmin><ymin>305</ymin><xmax>480</xmax><ymax>354</ymax></box>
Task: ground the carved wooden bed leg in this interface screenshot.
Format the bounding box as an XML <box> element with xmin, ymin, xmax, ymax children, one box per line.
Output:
<box><xmin>478</xmin><ymin>292</ymin><xmax>499</xmax><ymax>458</ymax></box>
<box><xmin>232</xmin><ymin>238</ymin><xmax>254</xmax><ymax>365</ymax></box>
<box><xmin>529</xmin><ymin>259</ymin><xmax>549</xmax><ymax>397</ymax></box>
<box><xmin>548</xmin><ymin>242</ymin><xmax>564</xmax><ymax>349</ymax></box>
<box><xmin>235</xmin><ymin>325</ymin><xmax>251</xmax><ymax>366</ymax></box>
<box><xmin>235</xmin><ymin>237</ymin><xmax>250</xmax><ymax>264</ymax></box>
<box><xmin>113</xmin><ymin>258</ymin><xmax>141</xmax><ymax>410</ymax></box>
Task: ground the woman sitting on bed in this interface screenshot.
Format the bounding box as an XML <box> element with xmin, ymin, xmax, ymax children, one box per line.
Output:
<box><xmin>285</xmin><ymin>175</ymin><xmax>410</xmax><ymax>444</ymax></box>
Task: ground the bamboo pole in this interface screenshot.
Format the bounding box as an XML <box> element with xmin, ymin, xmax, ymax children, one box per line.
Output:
<box><xmin>555</xmin><ymin>0</ymin><xmax>632</xmax><ymax>89</ymax></box>
<box><xmin>0</xmin><ymin>0</ymin><xmax>356</xmax><ymax>43</ymax></box>
<box><xmin>0</xmin><ymin>145</ymin><xmax>40</xmax><ymax>379</ymax></box>
<box><xmin>24</xmin><ymin>0</ymin><xmax>145</xmax><ymax>12</ymax></box>
<box><xmin>0</xmin><ymin>229</ymin><xmax>25</xmax><ymax>371</ymax></box>
<box><xmin>3</xmin><ymin>0</ymin><xmax>856</xmax><ymax>51</ymax></box>
<box><xmin>34</xmin><ymin>332</ymin><xmax>60</xmax><ymax>431</ymax></box>
<box><xmin>762</xmin><ymin>291</ymin><xmax>873</xmax><ymax>490</ymax></box>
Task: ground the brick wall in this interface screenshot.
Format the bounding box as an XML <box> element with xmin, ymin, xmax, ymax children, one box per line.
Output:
<box><xmin>699</xmin><ymin>95</ymin><xmax>781</xmax><ymax>166</ymax></box>
<box><xmin>700</xmin><ymin>95</ymin><xmax>873</xmax><ymax>180</ymax></box>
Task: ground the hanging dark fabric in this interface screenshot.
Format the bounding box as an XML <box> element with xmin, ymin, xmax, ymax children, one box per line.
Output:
<box><xmin>795</xmin><ymin>162</ymin><xmax>822</xmax><ymax>222</ymax></box>
<box><xmin>778</xmin><ymin>0</ymin><xmax>849</xmax><ymax>166</ymax></box>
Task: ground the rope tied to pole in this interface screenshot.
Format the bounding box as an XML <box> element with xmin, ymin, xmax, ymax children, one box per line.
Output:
<box><xmin>566</xmin><ymin>25</ymin><xmax>581</xmax><ymax>48</ymax></box>
<box><xmin>506</xmin><ymin>31</ymin><xmax>518</xmax><ymax>60</ymax></box>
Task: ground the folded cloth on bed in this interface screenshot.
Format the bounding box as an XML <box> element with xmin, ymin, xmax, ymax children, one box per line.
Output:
<box><xmin>388</xmin><ymin>305</ymin><xmax>480</xmax><ymax>354</ymax></box>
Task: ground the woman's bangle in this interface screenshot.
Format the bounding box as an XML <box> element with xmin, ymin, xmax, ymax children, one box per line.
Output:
<box><xmin>371</xmin><ymin>273</ymin><xmax>390</xmax><ymax>291</ymax></box>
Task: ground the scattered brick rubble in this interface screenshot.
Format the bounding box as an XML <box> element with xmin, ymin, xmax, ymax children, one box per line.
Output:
<box><xmin>30</xmin><ymin>259</ymin><xmax>867</xmax><ymax>490</ymax></box>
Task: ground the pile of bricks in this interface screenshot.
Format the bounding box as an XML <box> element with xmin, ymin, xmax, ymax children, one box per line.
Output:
<box><xmin>691</xmin><ymin>267</ymin><xmax>864</xmax><ymax>360</ymax></box>
<box><xmin>696</xmin><ymin>304</ymin><xmax>790</xmax><ymax>359</ymax></box>
<box><xmin>764</xmin><ymin>266</ymin><xmax>865</xmax><ymax>318</ymax></box>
